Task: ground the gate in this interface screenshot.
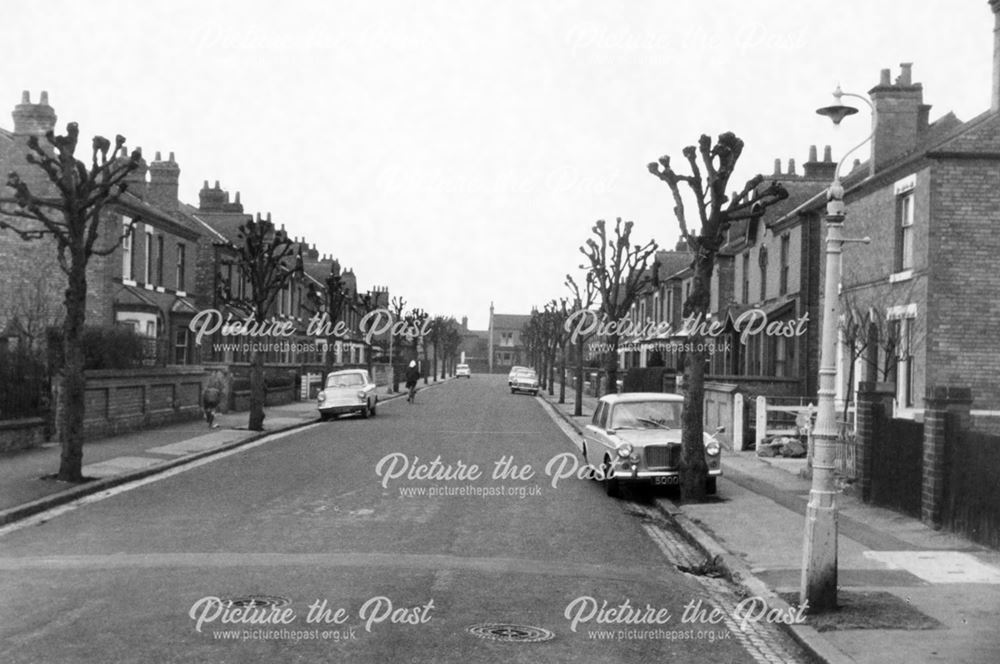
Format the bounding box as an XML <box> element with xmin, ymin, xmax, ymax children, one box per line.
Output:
<box><xmin>870</xmin><ymin>405</ymin><xmax>923</xmax><ymax>517</ymax></box>
<box><xmin>943</xmin><ymin>419</ymin><xmax>1000</xmax><ymax>549</ymax></box>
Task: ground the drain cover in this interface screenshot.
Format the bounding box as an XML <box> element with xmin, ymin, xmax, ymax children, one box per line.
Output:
<box><xmin>466</xmin><ymin>623</ymin><xmax>555</xmax><ymax>643</ymax></box>
<box><xmin>218</xmin><ymin>595</ymin><xmax>292</xmax><ymax>608</ymax></box>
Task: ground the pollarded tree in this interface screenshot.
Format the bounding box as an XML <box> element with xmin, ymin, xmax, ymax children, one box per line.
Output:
<box><xmin>647</xmin><ymin>132</ymin><xmax>787</xmax><ymax>501</ymax></box>
<box><xmin>223</xmin><ymin>214</ymin><xmax>303</xmax><ymax>431</ymax></box>
<box><xmin>0</xmin><ymin>122</ymin><xmax>141</xmax><ymax>482</ymax></box>
<box><xmin>565</xmin><ymin>270</ymin><xmax>598</xmax><ymax>416</ymax></box>
<box><xmin>578</xmin><ymin>218</ymin><xmax>658</xmax><ymax>397</ymax></box>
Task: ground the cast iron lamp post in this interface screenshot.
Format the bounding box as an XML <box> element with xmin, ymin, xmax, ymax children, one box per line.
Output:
<box><xmin>801</xmin><ymin>86</ymin><xmax>873</xmax><ymax>612</ymax></box>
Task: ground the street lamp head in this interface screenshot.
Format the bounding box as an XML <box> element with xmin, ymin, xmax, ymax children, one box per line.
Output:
<box><xmin>816</xmin><ymin>85</ymin><xmax>859</xmax><ymax>126</ymax></box>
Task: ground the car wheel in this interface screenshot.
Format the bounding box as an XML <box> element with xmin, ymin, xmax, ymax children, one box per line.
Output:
<box><xmin>371</xmin><ymin>400</ymin><xmax>377</xmax><ymax>417</ymax></box>
<box><xmin>318</xmin><ymin>411</ymin><xmax>329</xmax><ymax>422</ymax></box>
<box><xmin>603</xmin><ymin>457</ymin><xmax>620</xmax><ymax>498</ymax></box>
<box><xmin>510</xmin><ymin>388</ymin><xmax>515</xmax><ymax>394</ymax></box>
<box><xmin>360</xmin><ymin>404</ymin><xmax>370</xmax><ymax>419</ymax></box>
<box><xmin>705</xmin><ymin>477</ymin><xmax>717</xmax><ymax>495</ymax></box>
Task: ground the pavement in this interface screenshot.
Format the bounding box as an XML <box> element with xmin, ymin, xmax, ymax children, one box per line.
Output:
<box><xmin>538</xmin><ymin>383</ymin><xmax>1000</xmax><ymax>664</ymax></box>
<box><xmin>0</xmin><ymin>378</ymin><xmax>446</xmax><ymax>527</ymax></box>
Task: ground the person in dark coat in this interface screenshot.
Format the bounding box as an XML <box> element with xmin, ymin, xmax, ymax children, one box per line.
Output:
<box><xmin>202</xmin><ymin>386</ymin><xmax>221</xmax><ymax>427</ymax></box>
<box><xmin>404</xmin><ymin>360</ymin><xmax>420</xmax><ymax>403</ymax></box>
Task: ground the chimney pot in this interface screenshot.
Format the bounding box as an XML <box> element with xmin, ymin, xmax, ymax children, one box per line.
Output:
<box><xmin>787</xmin><ymin>158</ymin><xmax>796</xmax><ymax>175</ymax></box>
<box><xmin>823</xmin><ymin>145</ymin><xmax>833</xmax><ymax>162</ymax></box>
<box><xmin>154</xmin><ymin>151</ymin><xmax>162</xmax><ymax>161</ymax></box>
<box><xmin>20</xmin><ymin>90</ymin><xmax>29</xmax><ymax>103</ymax></box>
<box><xmin>168</xmin><ymin>151</ymin><xmax>175</xmax><ymax>162</ymax></box>
<box><xmin>880</xmin><ymin>68</ymin><xmax>891</xmax><ymax>86</ymax></box>
<box><xmin>898</xmin><ymin>62</ymin><xmax>913</xmax><ymax>86</ymax></box>
<box><xmin>39</xmin><ymin>91</ymin><xmax>48</xmax><ymax>105</ymax></box>
<box><xmin>808</xmin><ymin>145</ymin><xmax>817</xmax><ymax>162</ymax></box>
<box><xmin>773</xmin><ymin>158</ymin><xmax>781</xmax><ymax>175</ymax></box>
<box><xmin>203</xmin><ymin>180</ymin><xmax>209</xmax><ymax>189</ymax></box>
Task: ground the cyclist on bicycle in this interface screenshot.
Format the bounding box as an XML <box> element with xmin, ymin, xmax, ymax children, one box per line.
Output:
<box><xmin>405</xmin><ymin>360</ymin><xmax>420</xmax><ymax>403</ymax></box>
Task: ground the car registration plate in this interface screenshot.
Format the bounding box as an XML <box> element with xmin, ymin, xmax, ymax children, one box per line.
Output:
<box><xmin>653</xmin><ymin>476</ymin><xmax>679</xmax><ymax>485</ymax></box>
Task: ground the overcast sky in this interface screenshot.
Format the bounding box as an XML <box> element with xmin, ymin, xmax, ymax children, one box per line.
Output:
<box><xmin>1</xmin><ymin>1</ymin><xmax>993</xmax><ymax>329</ymax></box>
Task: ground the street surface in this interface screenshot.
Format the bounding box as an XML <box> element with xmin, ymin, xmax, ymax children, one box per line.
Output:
<box><xmin>0</xmin><ymin>375</ymin><xmax>811</xmax><ymax>663</ymax></box>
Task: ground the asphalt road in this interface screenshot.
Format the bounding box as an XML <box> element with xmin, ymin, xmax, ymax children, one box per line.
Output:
<box><xmin>0</xmin><ymin>375</ymin><xmax>809</xmax><ymax>663</ymax></box>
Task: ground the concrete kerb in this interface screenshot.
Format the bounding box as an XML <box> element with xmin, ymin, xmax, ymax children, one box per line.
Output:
<box><xmin>653</xmin><ymin>500</ymin><xmax>855</xmax><ymax>664</ymax></box>
<box><xmin>0</xmin><ymin>377</ymin><xmax>455</xmax><ymax>528</ymax></box>
<box><xmin>537</xmin><ymin>392</ymin><xmax>853</xmax><ymax>664</ymax></box>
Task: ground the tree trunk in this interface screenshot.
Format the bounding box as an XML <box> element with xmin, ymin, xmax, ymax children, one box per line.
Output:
<box><xmin>606</xmin><ymin>331</ymin><xmax>620</xmax><ymax>396</ymax></box>
<box><xmin>680</xmin><ymin>254</ymin><xmax>712</xmax><ymax>502</ymax></box>
<box><xmin>559</xmin><ymin>342</ymin><xmax>567</xmax><ymax>404</ymax></box>
<box><xmin>574</xmin><ymin>338</ymin><xmax>584</xmax><ymax>416</ymax></box>
<box><xmin>548</xmin><ymin>350</ymin><xmax>556</xmax><ymax>396</ymax></box>
<box><xmin>249</xmin><ymin>350</ymin><xmax>266</xmax><ymax>431</ymax></box>
<box><xmin>431</xmin><ymin>341</ymin><xmax>438</xmax><ymax>382</ymax></box>
<box><xmin>56</xmin><ymin>256</ymin><xmax>88</xmax><ymax>482</ymax></box>
<box><xmin>422</xmin><ymin>342</ymin><xmax>430</xmax><ymax>385</ymax></box>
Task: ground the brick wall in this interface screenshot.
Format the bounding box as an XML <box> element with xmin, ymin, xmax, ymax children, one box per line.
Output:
<box><xmin>54</xmin><ymin>367</ymin><xmax>206</xmax><ymax>439</ymax></box>
<box><xmin>926</xmin><ymin>158</ymin><xmax>1000</xmax><ymax>410</ymax></box>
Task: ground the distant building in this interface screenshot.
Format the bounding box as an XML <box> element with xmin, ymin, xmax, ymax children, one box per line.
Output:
<box><xmin>487</xmin><ymin>303</ymin><xmax>531</xmax><ymax>373</ymax></box>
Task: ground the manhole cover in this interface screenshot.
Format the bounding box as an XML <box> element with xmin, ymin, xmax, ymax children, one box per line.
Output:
<box><xmin>466</xmin><ymin>623</ymin><xmax>555</xmax><ymax>643</ymax></box>
<box><xmin>218</xmin><ymin>595</ymin><xmax>292</xmax><ymax>608</ymax></box>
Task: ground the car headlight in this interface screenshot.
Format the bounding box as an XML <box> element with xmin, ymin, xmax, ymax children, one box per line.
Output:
<box><xmin>705</xmin><ymin>440</ymin><xmax>721</xmax><ymax>456</ymax></box>
<box><xmin>616</xmin><ymin>443</ymin><xmax>633</xmax><ymax>458</ymax></box>
<box><xmin>357</xmin><ymin>390</ymin><xmax>366</xmax><ymax>400</ymax></box>
<box><xmin>317</xmin><ymin>392</ymin><xmax>326</xmax><ymax>402</ymax></box>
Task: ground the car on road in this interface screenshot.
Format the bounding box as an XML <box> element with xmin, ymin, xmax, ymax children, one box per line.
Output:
<box><xmin>317</xmin><ymin>369</ymin><xmax>378</xmax><ymax>420</ymax></box>
<box><xmin>456</xmin><ymin>363</ymin><xmax>471</xmax><ymax>378</ymax></box>
<box><xmin>507</xmin><ymin>365</ymin><xmax>528</xmax><ymax>386</ymax></box>
<box><xmin>582</xmin><ymin>392</ymin><xmax>722</xmax><ymax>496</ymax></box>
<box><xmin>510</xmin><ymin>368</ymin><xmax>540</xmax><ymax>396</ymax></box>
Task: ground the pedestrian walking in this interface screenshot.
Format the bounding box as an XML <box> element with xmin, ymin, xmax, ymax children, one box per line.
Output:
<box><xmin>405</xmin><ymin>360</ymin><xmax>420</xmax><ymax>403</ymax></box>
<box><xmin>202</xmin><ymin>385</ymin><xmax>221</xmax><ymax>428</ymax></box>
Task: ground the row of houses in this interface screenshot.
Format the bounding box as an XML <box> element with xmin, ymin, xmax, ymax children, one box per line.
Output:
<box><xmin>0</xmin><ymin>92</ymin><xmax>389</xmax><ymax>398</ymax></box>
<box><xmin>620</xmin><ymin>50</ymin><xmax>1000</xmax><ymax>434</ymax></box>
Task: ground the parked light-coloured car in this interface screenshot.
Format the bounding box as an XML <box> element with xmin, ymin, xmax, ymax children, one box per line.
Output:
<box><xmin>510</xmin><ymin>369</ymin><xmax>539</xmax><ymax>396</ymax></box>
<box><xmin>456</xmin><ymin>363</ymin><xmax>471</xmax><ymax>378</ymax></box>
<box><xmin>582</xmin><ymin>392</ymin><xmax>722</xmax><ymax>496</ymax></box>
<box><xmin>507</xmin><ymin>366</ymin><xmax>528</xmax><ymax>386</ymax></box>
<box><xmin>317</xmin><ymin>369</ymin><xmax>378</xmax><ymax>420</ymax></box>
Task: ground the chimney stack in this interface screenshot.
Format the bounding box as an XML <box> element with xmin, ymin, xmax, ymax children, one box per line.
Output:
<box><xmin>147</xmin><ymin>151</ymin><xmax>180</xmax><ymax>211</ymax></box>
<box><xmin>198</xmin><ymin>180</ymin><xmax>229</xmax><ymax>211</ymax></box>
<box><xmin>11</xmin><ymin>90</ymin><xmax>56</xmax><ymax>136</ymax></box>
<box><xmin>803</xmin><ymin>144</ymin><xmax>837</xmax><ymax>180</ymax></box>
<box><xmin>869</xmin><ymin>63</ymin><xmax>924</xmax><ymax>172</ymax></box>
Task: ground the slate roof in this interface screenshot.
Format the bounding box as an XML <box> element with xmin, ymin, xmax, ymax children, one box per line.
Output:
<box><xmin>491</xmin><ymin>313</ymin><xmax>531</xmax><ymax>331</ymax></box>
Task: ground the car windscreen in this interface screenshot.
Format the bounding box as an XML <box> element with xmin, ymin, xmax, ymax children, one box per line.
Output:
<box><xmin>326</xmin><ymin>374</ymin><xmax>364</xmax><ymax>388</ymax></box>
<box><xmin>609</xmin><ymin>401</ymin><xmax>682</xmax><ymax>430</ymax></box>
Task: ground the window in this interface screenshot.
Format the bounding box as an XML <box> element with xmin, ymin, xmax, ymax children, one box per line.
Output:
<box><xmin>890</xmin><ymin>317</ymin><xmax>915</xmax><ymax>408</ymax></box>
<box><xmin>897</xmin><ymin>193</ymin><xmax>915</xmax><ymax>271</ymax></box>
<box><xmin>742</xmin><ymin>252</ymin><xmax>750</xmax><ymax>303</ymax></box>
<box><xmin>143</xmin><ymin>227</ymin><xmax>153</xmax><ymax>284</ymax></box>
<box><xmin>500</xmin><ymin>332</ymin><xmax>514</xmax><ymax>347</ymax></box>
<box><xmin>779</xmin><ymin>234</ymin><xmax>790</xmax><ymax>295</ymax></box>
<box><xmin>156</xmin><ymin>235</ymin><xmax>164</xmax><ymax>286</ymax></box>
<box><xmin>122</xmin><ymin>219</ymin><xmax>134</xmax><ymax>280</ymax></box>
<box><xmin>176</xmin><ymin>243</ymin><xmax>186</xmax><ymax>290</ymax></box>
<box><xmin>174</xmin><ymin>327</ymin><xmax>189</xmax><ymax>364</ymax></box>
<box><xmin>758</xmin><ymin>245</ymin><xmax>768</xmax><ymax>301</ymax></box>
